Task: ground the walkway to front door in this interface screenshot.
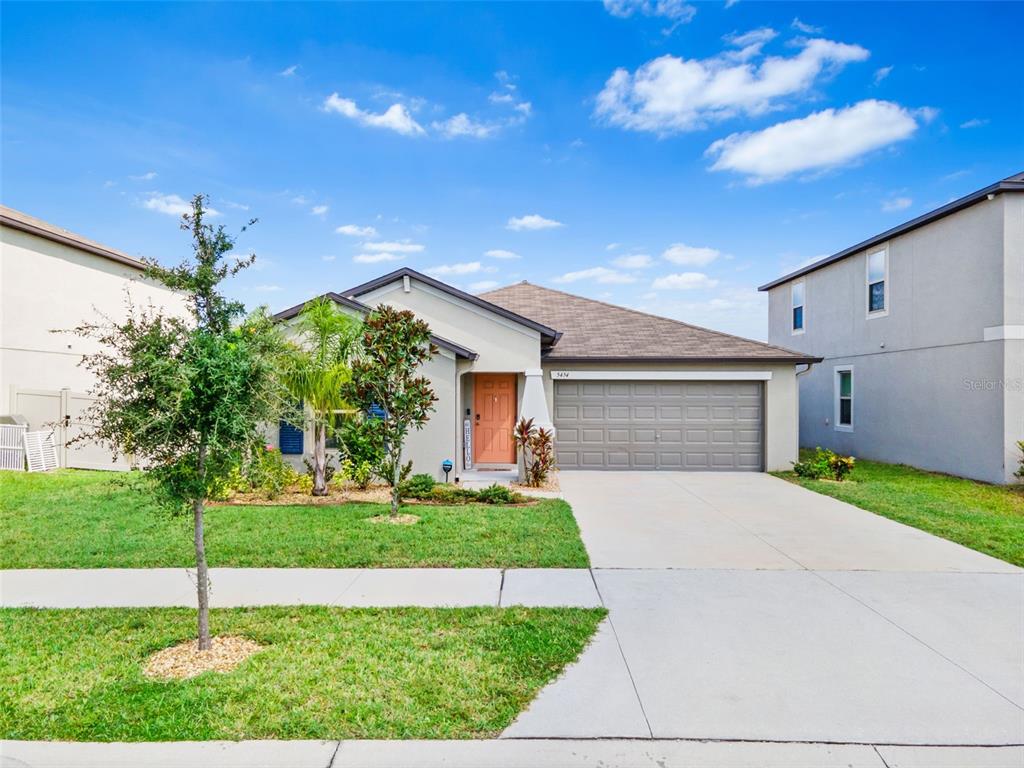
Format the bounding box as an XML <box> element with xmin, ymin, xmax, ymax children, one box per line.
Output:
<box><xmin>473</xmin><ymin>373</ymin><xmax>517</xmax><ymax>464</ymax></box>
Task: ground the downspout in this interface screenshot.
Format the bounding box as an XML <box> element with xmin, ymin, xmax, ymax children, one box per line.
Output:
<box><xmin>793</xmin><ymin>362</ymin><xmax>815</xmax><ymax>462</ymax></box>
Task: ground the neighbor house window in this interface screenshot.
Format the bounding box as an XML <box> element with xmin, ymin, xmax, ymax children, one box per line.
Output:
<box><xmin>835</xmin><ymin>367</ymin><xmax>853</xmax><ymax>431</ymax></box>
<box><xmin>867</xmin><ymin>249</ymin><xmax>888</xmax><ymax>316</ymax></box>
<box><xmin>791</xmin><ymin>281</ymin><xmax>805</xmax><ymax>334</ymax></box>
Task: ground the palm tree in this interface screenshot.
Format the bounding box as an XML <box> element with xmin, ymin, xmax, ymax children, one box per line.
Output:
<box><xmin>282</xmin><ymin>297</ymin><xmax>361</xmax><ymax>495</ymax></box>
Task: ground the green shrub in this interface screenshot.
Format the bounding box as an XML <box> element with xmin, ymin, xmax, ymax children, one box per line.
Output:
<box><xmin>339</xmin><ymin>458</ymin><xmax>376</xmax><ymax>490</ymax></box>
<box><xmin>793</xmin><ymin>447</ymin><xmax>855</xmax><ymax>482</ymax></box>
<box><xmin>294</xmin><ymin>474</ymin><xmax>314</xmax><ymax>494</ymax></box>
<box><xmin>338</xmin><ymin>417</ymin><xmax>385</xmax><ymax>468</ymax></box>
<box><xmin>400</xmin><ymin>473</ymin><xmax>436</xmax><ymax>499</ymax></box>
<box><xmin>476</xmin><ymin>483</ymin><xmax>525</xmax><ymax>505</ymax></box>
<box><xmin>1016</xmin><ymin>440</ymin><xmax>1024</xmax><ymax>482</ymax></box>
<box><xmin>427</xmin><ymin>485</ymin><xmax>479</xmax><ymax>504</ymax></box>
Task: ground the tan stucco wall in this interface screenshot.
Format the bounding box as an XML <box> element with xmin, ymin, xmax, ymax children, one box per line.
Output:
<box><xmin>356</xmin><ymin>277</ymin><xmax>542</xmax><ymax>372</ymax></box>
<box><xmin>540</xmin><ymin>360</ymin><xmax>801</xmax><ymax>472</ymax></box>
<box><xmin>0</xmin><ymin>225</ymin><xmax>188</xmax><ymax>412</ymax></box>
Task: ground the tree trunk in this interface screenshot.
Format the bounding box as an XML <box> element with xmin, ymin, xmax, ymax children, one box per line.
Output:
<box><xmin>390</xmin><ymin>443</ymin><xmax>400</xmax><ymax>518</ymax></box>
<box><xmin>194</xmin><ymin>443</ymin><xmax>211</xmax><ymax>651</ymax></box>
<box><xmin>313</xmin><ymin>423</ymin><xmax>327</xmax><ymax>496</ymax></box>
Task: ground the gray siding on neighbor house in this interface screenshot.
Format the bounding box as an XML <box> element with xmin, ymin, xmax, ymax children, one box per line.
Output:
<box><xmin>767</xmin><ymin>194</ymin><xmax>1023</xmax><ymax>484</ymax></box>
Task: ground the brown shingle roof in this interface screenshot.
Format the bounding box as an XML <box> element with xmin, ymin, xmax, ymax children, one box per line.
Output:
<box><xmin>480</xmin><ymin>282</ymin><xmax>817</xmax><ymax>363</ymax></box>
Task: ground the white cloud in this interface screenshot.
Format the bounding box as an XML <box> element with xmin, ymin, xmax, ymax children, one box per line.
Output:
<box><xmin>612</xmin><ymin>253</ymin><xmax>654</xmax><ymax>268</ymax></box>
<box><xmin>280</xmin><ymin>64</ymin><xmax>298</xmax><ymax>77</ymax></box>
<box><xmin>426</xmin><ymin>261</ymin><xmax>496</xmax><ymax>276</ymax></box>
<box><xmin>721</xmin><ymin>27</ymin><xmax>778</xmax><ymax>61</ymax></box>
<box><xmin>552</xmin><ymin>266</ymin><xmax>637</xmax><ymax>284</ymax></box>
<box><xmin>432</xmin><ymin>113</ymin><xmax>498</xmax><ymax>139</ymax></box>
<box><xmin>322</xmin><ymin>92</ymin><xmax>425</xmax><ymax>136</ymax></box>
<box><xmin>642</xmin><ymin>286</ymin><xmax>766</xmax><ymax>339</ymax></box>
<box><xmin>706</xmin><ymin>99</ymin><xmax>919</xmax><ymax>184</ymax></box>
<box><xmin>791</xmin><ymin>17</ymin><xmax>822</xmax><ymax>34</ymax></box>
<box><xmin>651</xmin><ymin>272</ymin><xmax>719</xmax><ymax>290</ymax></box>
<box><xmin>603</xmin><ymin>0</ymin><xmax>697</xmax><ymax>33</ymax></box>
<box><xmin>362</xmin><ymin>240</ymin><xmax>424</xmax><ymax>253</ymax></box>
<box><xmin>311</xmin><ymin>205</ymin><xmax>329</xmax><ymax>216</ymax></box>
<box><xmin>960</xmin><ymin>117</ymin><xmax>989</xmax><ymax>129</ymax></box>
<box><xmin>224</xmin><ymin>200</ymin><xmax>250</xmax><ymax>211</ymax></box>
<box><xmin>484</xmin><ymin>249</ymin><xmax>520</xmax><ymax>259</ymax></box>
<box><xmin>514</xmin><ymin>101</ymin><xmax>532</xmax><ymax>116</ymax></box>
<box><xmin>882</xmin><ymin>196</ymin><xmax>912</xmax><ymax>212</ymax></box>
<box><xmin>354</xmin><ymin>252</ymin><xmax>404</xmax><ymax>264</ymax></box>
<box><xmin>595</xmin><ymin>36</ymin><xmax>869</xmax><ymax>134</ymax></box>
<box><xmin>489</xmin><ymin>91</ymin><xmax>515</xmax><ymax>105</ymax></box>
<box><xmin>253</xmin><ymin>284</ymin><xmax>282</xmax><ymax>292</ymax></box>
<box><xmin>143</xmin><ymin>193</ymin><xmax>220</xmax><ymax>218</ymax></box>
<box><xmin>873</xmin><ymin>65</ymin><xmax>893</xmax><ymax>84</ymax></box>
<box><xmin>470</xmin><ymin>280</ymin><xmax>500</xmax><ymax>292</ymax></box>
<box><xmin>321</xmin><ymin>255</ymin><xmax>337</xmax><ymax>262</ymax></box>
<box><xmin>662</xmin><ymin>243</ymin><xmax>721</xmax><ymax>266</ymax></box>
<box><xmin>606</xmin><ymin>242</ymin><xmax>621</xmax><ymax>251</ymax></box>
<box><xmin>129</xmin><ymin>171</ymin><xmax>158</xmax><ymax>181</ymax></box>
<box><xmin>507</xmin><ymin>214</ymin><xmax>563</xmax><ymax>231</ymax></box>
<box><xmin>336</xmin><ymin>224</ymin><xmax>377</xmax><ymax>237</ymax></box>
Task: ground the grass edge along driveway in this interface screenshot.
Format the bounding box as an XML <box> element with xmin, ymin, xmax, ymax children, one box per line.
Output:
<box><xmin>1</xmin><ymin>470</ymin><xmax>589</xmax><ymax>569</ymax></box>
<box><xmin>1</xmin><ymin>605</ymin><xmax>606</xmax><ymax>741</ymax></box>
<box><xmin>774</xmin><ymin>454</ymin><xmax>1024</xmax><ymax>567</ymax></box>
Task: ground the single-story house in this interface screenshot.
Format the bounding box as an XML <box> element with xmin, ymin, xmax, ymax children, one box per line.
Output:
<box><xmin>274</xmin><ymin>267</ymin><xmax>818</xmax><ymax>479</ymax></box>
<box><xmin>0</xmin><ymin>205</ymin><xmax>187</xmax><ymax>469</ymax></box>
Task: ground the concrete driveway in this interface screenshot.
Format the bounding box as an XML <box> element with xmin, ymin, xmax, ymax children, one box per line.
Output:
<box><xmin>505</xmin><ymin>471</ymin><xmax>1024</xmax><ymax>748</ymax></box>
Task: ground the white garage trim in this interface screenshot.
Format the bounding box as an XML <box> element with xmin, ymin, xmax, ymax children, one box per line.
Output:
<box><xmin>549</xmin><ymin>370</ymin><xmax>773</xmax><ymax>381</ymax></box>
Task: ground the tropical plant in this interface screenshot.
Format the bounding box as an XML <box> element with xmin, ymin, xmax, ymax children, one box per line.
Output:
<box><xmin>514</xmin><ymin>417</ymin><xmax>556</xmax><ymax>487</ymax></box>
<box><xmin>71</xmin><ymin>194</ymin><xmax>286</xmax><ymax>649</ymax></box>
<box><xmin>339</xmin><ymin>458</ymin><xmax>375</xmax><ymax>490</ymax></box>
<box><xmin>346</xmin><ymin>305</ymin><xmax>438</xmax><ymax>517</ymax></box>
<box><xmin>793</xmin><ymin>447</ymin><xmax>856</xmax><ymax>481</ymax></box>
<box><xmin>1015</xmin><ymin>440</ymin><xmax>1024</xmax><ymax>482</ymax></box>
<box><xmin>281</xmin><ymin>297</ymin><xmax>361</xmax><ymax>495</ymax></box>
<box><xmin>399</xmin><ymin>473</ymin><xmax>436</xmax><ymax>499</ymax></box>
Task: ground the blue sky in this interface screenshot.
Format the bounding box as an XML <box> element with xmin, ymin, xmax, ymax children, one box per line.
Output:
<box><xmin>3</xmin><ymin>1</ymin><xmax>1021</xmax><ymax>339</ymax></box>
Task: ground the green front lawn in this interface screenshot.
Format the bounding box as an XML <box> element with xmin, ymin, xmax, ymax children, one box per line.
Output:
<box><xmin>0</xmin><ymin>470</ymin><xmax>589</xmax><ymax>569</ymax></box>
<box><xmin>774</xmin><ymin>453</ymin><xmax>1024</xmax><ymax>567</ymax></box>
<box><xmin>0</xmin><ymin>605</ymin><xmax>605</xmax><ymax>740</ymax></box>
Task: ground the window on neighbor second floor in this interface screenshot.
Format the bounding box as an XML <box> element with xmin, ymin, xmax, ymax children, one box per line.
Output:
<box><xmin>835</xmin><ymin>367</ymin><xmax>853</xmax><ymax>431</ymax></box>
<box><xmin>791</xmin><ymin>281</ymin><xmax>805</xmax><ymax>333</ymax></box>
<box><xmin>867</xmin><ymin>249</ymin><xmax>888</xmax><ymax>316</ymax></box>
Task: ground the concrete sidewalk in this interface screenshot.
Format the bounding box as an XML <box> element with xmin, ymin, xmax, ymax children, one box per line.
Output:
<box><xmin>4</xmin><ymin>740</ymin><xmax>1023</xmax><ymax>768</ymax></box>
<box><xmin>0</xmin><ymin>567</ymin><xmax>602</xmax><ymax>609</ymax></box>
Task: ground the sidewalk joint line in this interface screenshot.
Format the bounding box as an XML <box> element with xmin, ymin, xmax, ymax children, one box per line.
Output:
<box><xmin>327</xmin><ymin>739</ymin><xmax>343</xmax><ymax>768</ymax></box>
<box><xmin>589</xmin><ymin>568</ymin><xmax>654</xmax><ymax>739</ymax></box>
<box><xmin>811</xmin><ymin>569</ymin><xmax>1024</xmax><ymax>714</ymax></box>
<box><xmin>872</xmin><ymin>744</ymin><xmax>892</xmax><ymax>768</ymax></box>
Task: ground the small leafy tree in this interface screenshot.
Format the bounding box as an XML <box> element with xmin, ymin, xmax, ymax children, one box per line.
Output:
<box><xmin>72</xmin><ymin>195</ymin><xmax>285</xmax><ymax>649</ymax></box>
<box><xmin>346</xmin><ymin>305</ymin><xmax>437</xmax><ymax>517</ymax></box>
<box><xmin>282</xmin><ymin>297</ymin><xmax>361</xmax><ymax>495</ymax></box>
<box><xmin>514</xmin><ymin>417</ymin><xmax>556</xmax><ymax>487</ymax></box>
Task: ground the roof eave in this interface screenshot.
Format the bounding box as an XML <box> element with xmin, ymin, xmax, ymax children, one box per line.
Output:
<box><xmin>1</xmin><ymin>212</ymin><xmax>148</xmax><ymax>271</ymax></box>
<box><xmin>272</xmin><ymin>291</ymin><xmax>477</xmax><ymax>360</ymax></box>
<box><xmin>541</xmin><ymin>354</ymin><xmax>823</xmax><ymax>365</ymax></box>
<box><xmin>757</xmin><ymin>177</ymin><xmax>1024</xmax><ymax>291</ymax></box>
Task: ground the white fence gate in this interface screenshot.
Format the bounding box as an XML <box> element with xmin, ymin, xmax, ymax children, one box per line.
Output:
<box><xmin>8</xmin><ymin>387</ymin><xmax>129</xmax><ymax>471</ymax></box>
<box><xmin>0</xmin><ymin>424</ymin><xmax>27</xmax><ymax>471</ymax></box>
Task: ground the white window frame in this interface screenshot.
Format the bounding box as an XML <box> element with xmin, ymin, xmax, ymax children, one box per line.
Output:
<box><xmin>791</xmin><ymin>280</ymin><xmax>806</xmax><ymax>335</ymax></box>
<box><xmin>866</xmin><ymin>247</ymin><xmax>889</xmax><ymax>318</ymax></box>
<box><xmin>834</xmin><ymin>365</ymin><xmax>854</xmax><ymax>432</ymax></box>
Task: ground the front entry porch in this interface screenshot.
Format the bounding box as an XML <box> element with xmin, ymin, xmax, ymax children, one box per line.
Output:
<box><xmin>458</xmin><ymin>369</ymin><xmax>554</xmax><ymax>479</ymax></box>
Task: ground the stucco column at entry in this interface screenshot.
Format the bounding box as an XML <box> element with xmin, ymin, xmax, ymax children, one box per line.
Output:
<box><xmin>520</xmin><ymin>368</ymin><xmax>554</xmax><ymax>433</ymax></box>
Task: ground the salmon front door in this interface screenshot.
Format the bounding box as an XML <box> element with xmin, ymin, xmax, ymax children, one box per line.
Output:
<box><xmin>473</xmin><ymin>373</ymin><xmax>517</xmax><ymax>464</ymax></box>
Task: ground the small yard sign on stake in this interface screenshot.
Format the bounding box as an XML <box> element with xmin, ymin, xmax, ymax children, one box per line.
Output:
<box><xmin>23</xmin><ymin>430</ymin><xmax>59</xmax><ymax>472</ymax></box>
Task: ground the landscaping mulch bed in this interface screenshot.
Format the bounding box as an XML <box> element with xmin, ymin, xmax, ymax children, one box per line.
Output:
<box><xmin>144</xmin><ymin>635</ymin><xmax>263</xmax><ymax>680</ymax></box>
<box><xmin>212</xmin><ymin>484</ymin><xmax>392</xmax><ymax>506</ymax></box>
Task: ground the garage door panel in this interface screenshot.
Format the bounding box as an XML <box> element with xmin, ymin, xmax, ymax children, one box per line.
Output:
<box><xmin>554</xmin><ymin>378</ymin><xmax>763</xmax><ymax>472</ymax></box>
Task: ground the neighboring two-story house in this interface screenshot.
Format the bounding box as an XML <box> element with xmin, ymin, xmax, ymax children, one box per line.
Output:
<box><xmin>760</xmin><ymin>172</ymin><xmax>1024</xmax><ymax>484</ymax></box>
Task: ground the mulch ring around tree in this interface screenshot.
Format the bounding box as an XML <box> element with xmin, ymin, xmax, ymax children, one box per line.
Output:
<box><xmin>144</xmin><ymin>636</ymin><xmax>264</xmax><ymax>680</ymax></box>
<box><xmin>366</xmin><ymin>513</ymin><xmax>420</xmax><ymax>525</ymax></box>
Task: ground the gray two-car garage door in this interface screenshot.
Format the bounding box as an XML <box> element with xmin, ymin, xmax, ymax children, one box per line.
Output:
<box><xmin>553</xmin><ymin>380</ymin><xmax>763</xmax><ymax>471</ymax></box>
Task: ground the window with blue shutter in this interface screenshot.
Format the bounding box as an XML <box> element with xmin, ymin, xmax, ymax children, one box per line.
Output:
<box><xmin>279</xmin><ymin>420</ymin><xmax>304</xmax><ymax>455</ymax></box>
